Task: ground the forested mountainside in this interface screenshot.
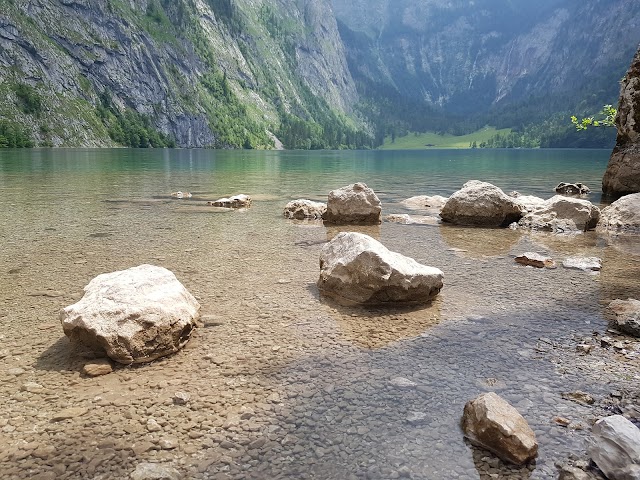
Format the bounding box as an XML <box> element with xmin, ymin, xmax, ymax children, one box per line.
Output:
<box><xmin>0</xmin><ymin>0</ymin><xmax>372</xmax><ymax>148</ymax></box>
<box><xmin>333</xmin><ymin>0</ymin><xmax>640</xmax><ymax>147</ymax></box>
<box><xmin>0</xmin><ymin>0</ymin><xmax>639</xmax><ymax>149</ymax></box>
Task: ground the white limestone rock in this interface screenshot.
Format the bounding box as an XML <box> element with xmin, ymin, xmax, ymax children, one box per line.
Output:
<box><xmin>317</xmin><ymin>232</ymin><xmax>443</xmax><ymax>305</ymax></box>
<box><xmin>598</xmin><ymin>193</ymin><xmax>640</xmax><ymax>232</ymax></box>
<box><xmin>440</xmin><ymin>181</ymin><xmax>525</xmax><ymax>227</ymax></box>
<box><xmin>588</xmin><ymin>415</ymin><xmax>640</xmax><ymax>480</ymax></box>
<box><xmin>401</xmin><ymin>195</ymin><xmax>448</xmax><ymax>211</ymax></box>
<box><xmin>461</xmin><ymin>392</ymin><xmax>538</xmax><ymax>465</ymax></box>
<box><xmin>283</xmin><ymin>199</ymin><xmax>327</xmax><ymax>220</ymax></box>
<box><xmin>606</xmin><ymin>299</ymin><xmax>640</xmax><ymax>337</ymax></box>
<box><xmin>323</xmin><ymin>183</ymin><xmax>382</xmax><ymax>225</ymax></box>
<box><xmin>60</xmin><ymin>265</ymin><xmax>200</xmax><ymax>364</ymax></box>
<box><xmin>512</xmin><ymin>195</ymin><xmax>547</xmax><ymax>213</ymax></box>
<box><xmin>517</xmin><ymin>195</ymin><xmax>600</xmax><ymax>232</ymax></box>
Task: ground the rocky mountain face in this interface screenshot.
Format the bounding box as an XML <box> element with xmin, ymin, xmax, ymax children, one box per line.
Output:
<box><xmin>332</xmin><ymin>0</ymin><xmax>640</xmax><ymax>114</ymax></box>
<box><xmin>603</xmin><ymin>45</ymin><xmax>640</xmax><ymax>196</ymax></box>
<box><xmin>0</xmin><ymin>0</ymin><xmax>359</xmax><ymax>147</ymax></box>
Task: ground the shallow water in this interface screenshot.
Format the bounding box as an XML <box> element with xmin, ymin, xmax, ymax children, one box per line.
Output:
<box><xmin>0</xmin><ymin>148</ymin><xmax>638</xmax><ymax>479</ymax></box>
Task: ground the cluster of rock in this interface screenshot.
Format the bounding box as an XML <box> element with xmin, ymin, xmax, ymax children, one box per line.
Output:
<box><xmin>283</xmin><ymin>199</ymin><xmax>326</xmax><ymax>220</ymax></box>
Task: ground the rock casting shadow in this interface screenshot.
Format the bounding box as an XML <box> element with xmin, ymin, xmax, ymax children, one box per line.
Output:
<box><xmin>469</xmin><ymin>442</ymin><xmax>535</xmax><ymax>479</ymax></box>
<box><xmin>35</xmin><ymin>336</ymin><xmax>106</xmax><ymax>373</ymax></box>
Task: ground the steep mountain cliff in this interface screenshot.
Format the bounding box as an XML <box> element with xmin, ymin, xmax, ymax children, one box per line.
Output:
<box><xmin>333</xmin><ymin>0</ymin><xmax>640</xmax><ymax>114</ymax></box>
<box><xmin>0</xmin><ymin>0</ymin><xmax>368</xmax><ymax>148</ymax></box>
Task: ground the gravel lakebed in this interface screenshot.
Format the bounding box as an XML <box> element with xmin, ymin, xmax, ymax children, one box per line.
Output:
<box><xmin>1</xmin><ymin>196</ymin><xmax>639</xmax><ymax>479</ymax></box>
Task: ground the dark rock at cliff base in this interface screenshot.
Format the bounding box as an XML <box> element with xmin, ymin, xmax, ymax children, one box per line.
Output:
<box><xmin>603</xmin><ymin>46</ymin><xmax>640</xmax><ymax>197</ymax></box>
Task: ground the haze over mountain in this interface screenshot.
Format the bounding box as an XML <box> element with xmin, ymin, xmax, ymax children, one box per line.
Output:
<box><xmin>0</xmin><ymin>0</ymin><xmax>638</xmax><ymax>148</ymax></box>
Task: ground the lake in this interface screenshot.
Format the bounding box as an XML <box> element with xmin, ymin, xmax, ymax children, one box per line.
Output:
<box><xmin>0</xmin><ymin>148</ymin><xmax>638</xmax><ymax>479</ymax></box>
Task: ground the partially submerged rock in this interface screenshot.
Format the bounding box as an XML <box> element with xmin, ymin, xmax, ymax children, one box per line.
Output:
<box><xmin>441</xmin><ymin>181</ymin><xmax>525</xmax><ymax>227</ymax></box>
<box><xmin>562</xmin><ymin>257</ymin><xmax>602</xmax><ymax>272</ymax></box>
<box><xmin>588</xmin><ymin>415</ymin><xmax>640</xmax><ymax>480</ymax></box>
<box><xmin>461</xmin><ymin>392</ymin><xmax>538</xmax><ymax>465</ymax></box>
<box><xmin>517</xmin><ymin>195</ymin><xmax>600</xmax><ymax>232</ymax></box>
<box><xmin>207</xmin><ymin>194</ymin><xmax>251</xmax><ymax>208</ymax></box>
<box><xmin>323</xmin><ymin>183</ymin><xmax>382</xmax><ymax>225</ymax></box>
<box><xmin>515</xmin><ymin>252</ymin><xmax>556</xmax><ymax>269</ymax></box>
<box><xmin>317</xmin><ymin>232</ymin><xmax>444</xmax><ymax>305</ymax></box>
<box><xmin>606</xmin><ymin>299</ymin><xmax>640</xmax><ymax>337</ymax></box>
<box><xmin>598</xmin><ymin>193</ymin><xmax>640</xmax><ymax>232</ymax></box>
<box><xmin>60</xmin><ymin>265</ymin><xmax>200</xmax><ymax>364</ymax></box>
<box><xmin>283</xmin><ymin>199</ymin><xmax>327</xmax><ymax>220</ymax></box>
<box><xmin>170</xmin><ymin>191</ymin><xmax>192</xmax><ymax>199</ymax></box>
<box><xmin>401</xmin><ymin>195</ymin><xmax>448</xmax><ymax>211</ymax></box>
<box><xmin>384</xmin><ymin>214</ymin><xmax>439</xmax><ymax>225</ymax></box>
<box><xmin>555</xmin><ymin>182</ymin><xmax>591</xmax><ymax>196</ymax></box>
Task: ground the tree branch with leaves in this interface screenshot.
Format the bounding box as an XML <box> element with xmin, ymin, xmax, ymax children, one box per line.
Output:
<box><xmin>571</xmin><ymin>105</ymin><xmax>617</xmax><ymax>130</ymax></box>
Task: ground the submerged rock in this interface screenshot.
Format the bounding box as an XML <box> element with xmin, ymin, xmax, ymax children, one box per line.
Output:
<box><xmin>461</xmin><ymin>392</ymin><xmax>538</xmax><ymax>465</ymax></box>
<box><xmin>317</xmin><ymin>232</ymin><xmax>444</xmax><ymax>305</ymax></box>
<box><xmin>283</xmin><ymin>199</ymin><xmax>327</xmax><ymax>219</ymax></box>
<box><xmin>562</xmin><ymin>257</ymin><xmax>602</xmax><ymax>272</ymax></box>
<box><xmin>323</xmin><ymin>183</ymin><xmax>382</xmax><ymax>225</ymax></box>
<box><xmin>555</xmin><ymin>182</ymin><xmax>591</xmax><ymax>196</ymax></box>
<box><xmin>384</xmin><ymin>214</ymin><xmax>439</xmax><ymax>225</ymax></box>
<box><xmin>603</xmin><ymin>46</ymin><xmax>640</xmax><ymax>197</ymax></box>
<box><xmin>517</xmin><ymin>195</ymin><xmax>600</xmax><ymax>232</ymax></box>
<box><xmin>606</xmin><ymin>299</ymin><xmax>640</xmax><ymax>337</ymax></box>
<box><xmin>598</xmin><ymin>193</ymin><xmax>640</xmax><ymax>232</ymax></box>
<box><xmin>515</xmin><ymin>252</ymin><xmax>556</xmax><ymax>269</ymax></box>
<box><xmin>588</xmin><ymin>415</ymin><xmax>640</xmax><ymax>480</ymax></box>
<box><xmin>60</xmin><ymin>265</ymin><xmax>200</xmax><ymax>364</ymax></box>
<box><xmin>440</xmin><ymin>181</ymin><xmax>525</xmax><ymax>227</ymax></box>
<box><xmin>207</xmin><ymin>194</ymin><xmax>252</xmax><ymax>208</ymax></box>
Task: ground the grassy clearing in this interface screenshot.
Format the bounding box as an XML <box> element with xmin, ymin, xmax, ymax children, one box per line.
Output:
<box><xmin>380</xmin><ymin>127</ymin><xmax>512</xmax><ymax>149</ymax></box>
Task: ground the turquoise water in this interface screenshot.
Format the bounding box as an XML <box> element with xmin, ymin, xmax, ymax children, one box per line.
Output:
<box><xmin>0</xmin><ymin>148</ymin><xmax>637</xmax><ymax>480</ymax></box>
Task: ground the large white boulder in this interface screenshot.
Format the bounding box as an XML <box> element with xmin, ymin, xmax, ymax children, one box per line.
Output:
<box><xmin>461</xmin><ymin>392</ymin><xmax>538</xmax><ymax>465</ymax></box>
<box><xmin>317</xmin><ymin>232</ymin><xmax>443</xmax><ymax>305</ymax></box>
<box><xmin>60</xmin><ymin>265</ymin><xmax>200</xmax><ymax>364</ymax></box>
<box><xmin>588</xmin><ymin>415</ymin><xmax>640</xmax><ymax>480</ymax></box>
<box><xmin>598</xmin><ymin>193</ymin><xmax>640</xmax><ymax>232</ymax></box>
<box><xmin>440</xmin><ymin>181</ymin><xmax>525</xmax><ymax>227</ymax></box>
<box><xmin>283</xmin><ymin>199</ymin><xmax>327</xmax><ymax>220</ymax></box>
<box><xmin>323</xmin><ymin>183</ymin><xmax>382</xmax><ymax>225</ymax></box>
<box><xmin>606</xmin><ymin>299</ymin><xmax>640</xmax><ymax>337</ymax></box>
<box><xmin>517</xmin><ymin>195</ymin><xmax>600</xmax><ymax>232</ymax></box>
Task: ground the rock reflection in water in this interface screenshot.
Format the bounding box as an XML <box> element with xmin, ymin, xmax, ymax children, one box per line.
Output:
<box><xmin>440</xmin><ymin>224</ymin><xmax>523</xmax><ymax>258</ymax></box>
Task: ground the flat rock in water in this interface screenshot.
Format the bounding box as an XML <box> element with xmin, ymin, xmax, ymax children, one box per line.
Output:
<box><xmin>283</xmin><ymin>199</ymin><xmax>326</xmax><ymax>219</ymax></box>
<box><xmin>317</xmin><ymin>232</ymin><xmax>444</xmax><ymax>305</ymax></box>
<box><xmin>588</xmin><ymin>415</ymin><xmax>640</xmax><ymax>480</ymax></box>
<box><xmin>323</xmin><ymin>183</ymin><xmax>381</xmax><ymax>225</ymax></box>
<box><xmin>598</xmin><ymin>193</ymin><xmax>640</xmax><ymax>232</ymax></box>
<box><xmin>51</xmin><ymin>407</ymin><xmax>89</xmax><ymax>422</ymax></box>
<box><xmin>441</xmin><ymin>180</ymin><xmax>525</xmax><ymax>227</ymax></box>
<box><xmin>461</xmin><ymin>392</ymin><xmax>538</xmax><ymax>465</ymax></box>
<box><xmin>390</xmin><ymin>377</ymin><xmax>417</xmax><ymax>389</ymax></box>
<box><xmin>60</xmin><ymin>264</ymin><xmax>200</xmax><ymax>364</ymax></box>
<box><xmin>384</xmin><ymin>214</ymin><xmax>439</xmax><ymax>225</ymax></box>
<box><xmin>515</xmin><ymin>252</ymin><xmax>556</xmax><ymax>269</ymax></box>
<box><xmin>606</xmin><ymin>299</ymin><xmax>640</xmax><ymax>337</ymax></box>
<box><xmin>82</xmin><ymin>359</ymin><xmax>113</xmax><ymax>377</ymax></box>
<box><xmin>207</xmin><ymin>194</ymin><xmax>251</xmax><ymax>208</ymax></box>
<box><xmin>130</xmin><ymin>462</ymin><xmax>181</xmax><ymax>480</ymax></box>
<box><xmin>562</xmin><ymin>257</ymin><xmax>602</xmax><ymax>271</ymax></box>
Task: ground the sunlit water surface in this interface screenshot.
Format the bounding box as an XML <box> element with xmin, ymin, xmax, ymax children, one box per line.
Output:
<box><xmin>0</xmin><ymin>149</ymin><xmax>638</xmax><ymax>480</ymax></box>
